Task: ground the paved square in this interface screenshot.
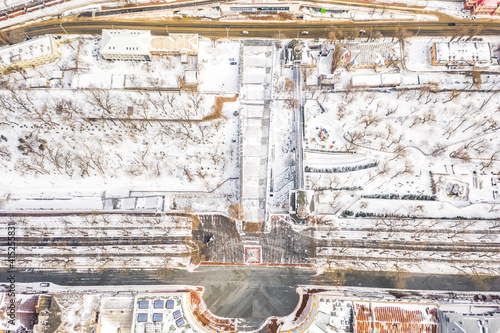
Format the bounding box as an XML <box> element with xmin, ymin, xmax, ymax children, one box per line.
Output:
<box><xmin>244</xmin><ymin>246</ymin><xmax>262</xmax><ymax>264</ymax></box>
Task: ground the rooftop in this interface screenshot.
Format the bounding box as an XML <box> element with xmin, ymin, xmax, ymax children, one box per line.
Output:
<box><xmin>354</xmin><ymin>301</ymin><xmax>439</xmax><ymax>333</ymax></box>
<box><xmin>150</xmin><ymin>34</ymin><xmax>199</xmax><ymax>54</ymax></box>
<box><xmin>101</xmin><ymin>29</ymin><xmax>151</xmax><ymax>56</ymax></box>
<box><xmin>434</xmin><ymin>42</ymin><xmax>491</xmax><ymax>63</ymax></box>
<box><xmin>0</xmin><ymin>35</ymin><xmax>55</xmax><ymax>69</ymax></box>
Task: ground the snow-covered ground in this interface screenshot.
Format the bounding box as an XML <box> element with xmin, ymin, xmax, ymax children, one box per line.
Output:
<box><xmin>198</xmin><ymin>39</ymin><xmax>240</xmax><ymax>94</ymax></box>
<box><xmin>1</xmin><ymin>30</ymin><xmax>500</xmax><ymax>278</ymax></box>
<box><xmin>0</xmin><ymin>35</ymin><xmax>240</xmax><ymax>214</ymax></box>
<box><xmin>306</xmin><ymin>88</ymin><xmax>500</xmax><ymax>217</ymax></box>
<box><xmin>0</xmin><ymin>214</ymin><xmax>193</xmax><ymax>270</ymax></box>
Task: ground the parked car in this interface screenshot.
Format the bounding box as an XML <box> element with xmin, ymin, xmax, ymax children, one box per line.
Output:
<box><xmin>448</xmin><ymin>22</ymin><xmax>456</xmax><ymax>26</ymax></box>
<box><xmin>300</xmin><ymin>31</ymin><xmax>309</xmax><ymax>35</ymax></box>
<box><xmin>206</xmin><ymin>235</ymin><xmax>215</xmax><ymax>245</ymax></box>
<box><xmin>230</xmin><ymin>61</ymin><xmax>237</xmax><ymax>65</ymax></box>
<box><xmin>242</xmin><ymin>31</ymin><xmax>249</xmax><ymax>34</ymax></box>
<box><xmin>40</xmin><ymin>282</ymin><xmax>50</xmax><ymax>287</ymax></box>
<box><xmin>359</xmin><ymin>29</ymin><xmax>366</xmax><ymax>34</ymax></box>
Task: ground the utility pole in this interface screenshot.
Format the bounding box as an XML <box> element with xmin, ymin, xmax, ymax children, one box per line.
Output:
<box><xmin>416</xmin><ymin>26</ymin><xmax>421</xmax><ymax>37</ymax></box>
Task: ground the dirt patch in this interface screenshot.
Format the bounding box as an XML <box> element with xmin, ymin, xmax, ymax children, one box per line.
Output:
<box><xmin>202</xmin><ymin>94</ymin><xmax>238</xmax><ymax>122</ymax></box>
<box><xmin>242</xmin><ymin>222</ymin><xmax>263</xmax><ymax>232</ymax></box>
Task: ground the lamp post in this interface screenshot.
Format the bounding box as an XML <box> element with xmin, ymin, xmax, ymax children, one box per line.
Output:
<box><xmin>166</xmin><ymin>25</ymin><xmax>169</xmax><ymax>35</ymax></box>
<box><xmin>226</xmin><ymin>27</ymin><xmax>229</xmax><ymax>39</ymax></box>
<box><xmin>278</xmin><ymin>29</ymin><xmax>282</xmax><ymax>40</ymax></box>
<box><xmin>416</xmin><ymin>26</ymin><xmax>421</xmax><ymax>36</ymax></box>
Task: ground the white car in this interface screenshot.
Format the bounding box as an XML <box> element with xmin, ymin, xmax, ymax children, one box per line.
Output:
<box><xmin>300</xmin><ymin>31</ymin><xmax>309</xmax><ymax>35</ymax></box>
<box><xmin>242</xmin><ymin>31</ymin><xmax>249</xmax><ymax>34</ymax></box>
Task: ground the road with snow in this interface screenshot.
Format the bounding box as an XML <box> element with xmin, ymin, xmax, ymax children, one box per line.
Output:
<box><xmin>293</xmin><ymin>64</ymin><xmax>305</xmax><ymax>190</ymax></box>
<box><xmin>3</xmin><ymin>266</ymin><xmax>500</xmax><ymax>327</ymax></box>
<box><xmin>20</xmin><ymin>19</ymin><xmax>500</xmax><ymax>39</ymax></box>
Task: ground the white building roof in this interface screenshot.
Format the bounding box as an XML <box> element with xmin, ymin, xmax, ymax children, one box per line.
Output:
<box><xmin>51</xmin><ymin>70</ymin><xmax>63</xmax><ymax>79</ymax></box>
<box><xmin>26</xmin><ymin>77</ymin><xmax>48</xmax><ymax>88</ymax></box>
<box><xmin>351</xmin><ymin>74</ymin><xmax>381</xmax><ymax>87</ymax></box>
<box><xmin>185</xmin><ymin>70</ymin><xmax>197</xmax><ymax>85</ymax></box>
<box><xmin>124</xmin><ymin>74</ymin><xmax>179</xmax><ymax>89</ymax></box>
<box><xmin>434</xmin><ymin>42</ymin><xmax>491</xmax><ymax>63</ymax></box>
<box><xmin>71</xmin><ymin>73</ymin><xmax>113</xmax><ymax>89</ymax></box>
<box><xmin>0</xmin><ymin>35</ymin><xmax>55</xmax><ymax>69</ymax></box>
<box><xmin>100</xmin><ymin>29</ymin><xmax>151</xmax><ymax>56</ymax></box>
<box><xmin>351</xmin><ymin>73</ymin><xmax>401</xmax><ymax>87</ymax></box>
<box><xmin>380</xmin><ymin>73</ymin><xmax>401</xmax><ymax>85</ymax></box>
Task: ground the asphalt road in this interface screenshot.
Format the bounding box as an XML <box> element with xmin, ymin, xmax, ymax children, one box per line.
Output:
<box><xmin>4</xmin><ymin>266</ymin><xmax>500</xmax><ymax>323</ymax></box>
<box><xmin>22</xmin><ymin>19</ymin><xmax>500</xmax><ymax>39</ymax></box>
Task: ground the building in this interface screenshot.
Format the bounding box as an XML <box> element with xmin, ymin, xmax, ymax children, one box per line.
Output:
<box><xmin>184</xmin><ymin>70</ymin><xmax>198</xmax><ymax>87</ymax></box>
<box><xmin>0</xmin><ymin>293</ymin><xmax>41</xmax><ymax>332</ymax></box>
<box><xmin>339</xmin><ymin>42</ymin><xmax>399</xmax><ymax>72</ymax></box>
<box><xmin>220</xmin><ymin>2</ymin><xmax>300</xmax><ymax>15</ymax></box>
<box><xmin>289</xmin><ymin>189</ymin><xmax>315</xmax><ymax>223</ymax></box>
<box><xmin>100</xmin><ymin>30</ymin><xmax>199</xmax><ymax>65</ymax></box>
<box><xmin>439</xmin><ymin>311</ymin><xmax>500</xmax><ymax>332</ymax></box>
<box><xmin>149</xmin><ymin>34</ymin><xmax>199</xmax><ymax>56</ymax></box>
<box><xmin>100</xmin><ymin>29</ymin><xmax>152</xmax><ymax>61</ymax></box>
<box><xmin>353</xmin><ymin>301</ymin><xmax>439</xmax><ymax>333</ymax></box>
<box><xmin>430</xmin><ymin>42</ymin><xmax>491</xmax><ymax>68</ymax></box>
<box><xmin>0</xmin><ymin>35</ymin><xmax>60</xmax><ymax>74</ymax></box>
<box><xmin>26</xmin><ymin>76</ymin><xmax>49</xmax><ymax>88</ymax></box>
<box><xmin>351</xmin><ymin>73</ymin><xmax>402</xmax><ymax>88</ymax></box>
<box><xmin>464</xmin><ymin>0</ymin><xmax>500</xmax><ymax>15</ymax></box>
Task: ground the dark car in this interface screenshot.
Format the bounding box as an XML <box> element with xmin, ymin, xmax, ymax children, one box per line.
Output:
<box><xmin>448</xmin><ymin>22</ymin><xmax>456</xmax><ymax>26</ymax></box>
<box><xmin>230</xmin><ymin>61</ymin><xmax>237</xmax><ymax>65</ymax></box>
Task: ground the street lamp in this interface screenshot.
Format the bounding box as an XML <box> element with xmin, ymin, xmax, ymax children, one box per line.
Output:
<box><xmin>166</xmin><ymin>25</ymin><xmax>169</xmax><ymax>35</ymax></box>
<box><xmin>416</xmin><ymin>26</ymin><xmax>421</xmax><ymax>36</ymax></box>
<box><xmin>226</xmin><ymin>27</ymin><xmax>229</xmax><ymax>39</ymax></box>
<box><xmin>278</xmin><ymin>29</ymin><xmax>282</xmax><ymax>40</ymax></box>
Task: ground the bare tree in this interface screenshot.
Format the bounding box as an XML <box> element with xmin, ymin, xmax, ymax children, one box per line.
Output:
<box><xmin>331</xmin><ymin>44</ymin><xmax>344</xmax><ymax>73</ymax></box>
<box><xmin>228</xmin><ymin>203</ymin><xmax>244</xmax><ymax>221</ymax></box>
